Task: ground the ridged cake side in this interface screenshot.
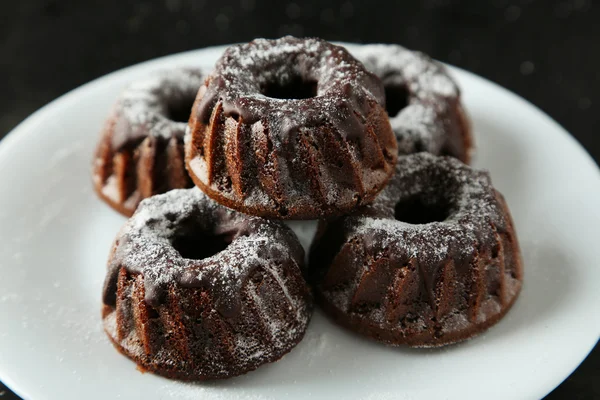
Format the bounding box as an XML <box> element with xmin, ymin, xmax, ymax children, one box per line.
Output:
<box><xmin>94</xmin><ymin>130</ymin><xmax>191</xmax><ymax>216</ymax></box>
<box><xmin>101</xmin><ymin>188</ymin><xmax>312</xmax><ymax>379</ymax></box>
<box><xmin>309</xmin><ymin>154</ymin><xmax>523</xmax><ymax>347</ymax></box>
<box><xmin>93</xmin><ymin>69</ymin><xmax>204</xmax><ymax>216</ymax></box>
<box><xmin>186</xmin><ymin>37</ymin><xmax>397</xmax><ymax>219</ymax></box>
<box><xmin>103</xmin><ymin>261</ymin><xmax>310</xmax><ymax>379</ymax></box>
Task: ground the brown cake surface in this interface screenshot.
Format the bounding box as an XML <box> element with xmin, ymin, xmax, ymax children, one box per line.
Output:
<box><xmin>186</xmin><ymin>37</ymin><xmax>398</xmax><ymax>220</ymax></box>
<box><xmin>309</xmin><ymin>153</ymin><xmax>522</xmax><ymax>347</ymax></box>
<box><xmin>93</xmin><ymin>68</ymin><xmax>204</xmax><ymax>216</ymax></box>
<box><xmin>352</xmin><ymin>44</ymin><xmax>473</xmax><ymax>163</ymax></box>
<box><xmin>102</xmin><ymin>188</ymin><xmax>312</xmax><ymax>380</ymax></box>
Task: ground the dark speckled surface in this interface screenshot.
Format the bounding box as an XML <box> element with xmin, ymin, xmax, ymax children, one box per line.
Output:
<box><xmin>0</xmin><ymin>0</ymin><xmax>598</xmax><ymax>399</ymax></box>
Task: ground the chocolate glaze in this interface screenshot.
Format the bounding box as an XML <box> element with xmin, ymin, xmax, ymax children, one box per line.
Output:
<box><xmin>101</xmin><ymin>188</ymin><xmax>312</xmax><ymax>380</ymax></box>
<box><xmin>309</xmin><ymin>153</ymin><xmax>523</xmax><ymax>347</ymax></box>
<box><xmin>186</xmin><ymin>37</ymin><xmax>398</xmax><ymax>219</ymax></box>
<box><xmin>110</xmin><ymin>68</ymin><xmax>204</xmax><ymax>151</ymax></box>
<box><xmin>102</xmin><ymin>187</ymin><xmax>306</xmax><ymax>317</ymax></box>
<box><xmin>196</xmin><ymin>37</ymin><xmax>384</xmax><ymax>140</ymax></box>
<box><xmin>93</xmin><ymin>68</ymin><xmax>204</xmax><ymax>217</ymax></box>
<box><xmin>351</xmin><ymin>44</ymin><xmax>473</xmax><ymax>163</ymax></box>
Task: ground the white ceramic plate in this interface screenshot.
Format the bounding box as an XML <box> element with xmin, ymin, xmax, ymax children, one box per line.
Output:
<box><xmin>0</xmin><ymin>44</ymin><xmax>598</xmax><ymax>400</ymax></box>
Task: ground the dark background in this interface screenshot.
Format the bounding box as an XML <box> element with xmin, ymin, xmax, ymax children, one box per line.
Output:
<box><xmin>0</xmin><ymin>0</ymin><xmax>598</xmax><ymax>399</ymax></box>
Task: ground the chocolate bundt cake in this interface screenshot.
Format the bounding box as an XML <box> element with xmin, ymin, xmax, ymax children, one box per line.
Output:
<box><xmin>93</xmin><ymin>68</ymin><xmax>204</xmax><ymax>216</ymax></box>
<box><xmin>186</xmin><ymin>37</ymin><xmax>398</xmax><ymax>219</ymax></box>
<box><xmin>352</xmin><ymin>45</ymin><xmax>473</xmax><ymax>163</ymax></box>
<box><xmin>102</xmin><ymin>188</ymin><xmax>312</xmax><ymax>380</ymax></box>
<box><xmin>309</xmin><ymin>153</ymin><xmax>522</xmax><ymax>347</ymax></box>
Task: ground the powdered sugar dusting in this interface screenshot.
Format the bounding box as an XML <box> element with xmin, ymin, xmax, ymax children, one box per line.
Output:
<box><xmin>107</xmin><ymin>187</ymin><xmax>306</xmax><ymax>312</ymax></box>
<box><xmin>103</xmin><ymin>187</ymin><xmax>311</xmax><ymax>378</ymax></box>
<box><xmin>110</xmin><ymin>67</ymin><xmax>204</xmax><ymax>149</ymax></box>
<box><xmin>349</xmin><ymin>154</ymin><xmax>504</xmax><ymax>265</ymax></box>
<box><xmin>352</xmin><ymin>44</ymin><xmax>463</xmax><ymax>156</ymax></box>
<box><xmin>209</xmin><ymin>37</ymin><xmax>382</xmax><ymax>105</ymax></box>
<box><xmin>352</xmin><ymin>44</ymin><xmax>458</xmax><ymax>99</ymax></box>
<box><xmin>311</xmin><ymin>153</ymin><xmax>519</xmax><ymax>344</ymax></box>
<box><xmin>187</xmin><ymin>37</ymin><xmax>396</xmax><ymax>217</ymax></box>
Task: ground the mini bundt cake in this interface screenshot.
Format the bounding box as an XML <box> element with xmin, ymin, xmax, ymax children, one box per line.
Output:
<box><xmin>93</xmin><ymin>68</ymin><xmax>204</xmax><ymax>216</ymax></box>
<box><xmin>352</xmin><ymin>44</ymin><xmax>473</xmax><ymax>163</ymax></box>
<box><xmin>102</xmin><ymin>188</ymin><xmax>312</xmax><ymax>380</ymax></box>
<box><xmin>309</xmin><ymin>153</ymin><xmax>522</xmax><ymax>347</ymax></box>
<box><xmin>186</xmin><ymin>37</ymin><xmax>398</xmax><ymax>219</ymax></box>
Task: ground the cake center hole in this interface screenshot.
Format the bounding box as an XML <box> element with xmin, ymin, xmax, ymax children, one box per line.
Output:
<box><xmin>172</xmin><ymin>233</ymin><xmax>232</xmax><ymax>260</ymax></box>
<box><xmin>262</xmin><ymin>76</ymin><xmax>318</xmax><ymax>100</ymax></box>
<box><xmin>394</xmin><ymin>196</ymin><xmax>449</xmax><ymax>224</ymax></box>
<box><xmin>167</xmin><ymin>96</ymin><xmax>196</xmax><ymax>123</ymax></box>
<box><xmin>384</xmin><ymin>84</ymin><xmax>410</xmax><ymax>117</ymax></box>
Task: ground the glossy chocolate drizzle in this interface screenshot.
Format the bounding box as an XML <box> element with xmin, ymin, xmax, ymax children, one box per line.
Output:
<box><xmin>109</xmin><ymin>68</ymin><xmax>205</xmax><ymax>151</ymax></box>
<box><xmin>309</xmin><ymin>153</ymin><xmax>522</xmax><ymax>342</ymax></box>
<box><xmin>195</xmin><ymin>37</ymin><xmax>386</xmax><ymax>143</ymax></box>
<box><xmin>351</xmin><ymin>44</ymin><xmax>471</xmax><ymax>161</ymax></box>
<box><xmin>102</xmin><ymin>188</ymin><xmax>305</xmax><ymax>318</ymax></box>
